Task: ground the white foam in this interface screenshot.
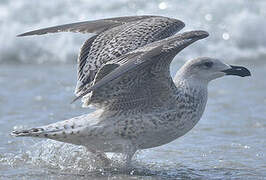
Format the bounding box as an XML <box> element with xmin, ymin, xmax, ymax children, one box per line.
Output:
<box><xmin>1</xmin><ymin>0</ymin><xmax>266</xmax><ymax>64</ymax></box>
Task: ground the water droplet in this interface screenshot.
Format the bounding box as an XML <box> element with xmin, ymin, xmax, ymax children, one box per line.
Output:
<box><xmin>222</xmin><ymin>33</ymin><xmax>230</xmax><ymax>40</ymax></box>
<box><xmin>205</xmin><ymin>14</ymin><xmax>213</xmax><ymax>21</ymax></box>
<box><xmin>256</xmin><ymin>153</ymin><xmax>264</xmax><ymax>157</ymax></box>
<box><xmin>244</xmin><ymin>145</ymin><xmax>250</xmax><ymax>149</ymax></box>
<box><xmin>158</xmin><ymin>2</ymin><xmax>167</xmax><ymax>10</ymax></box>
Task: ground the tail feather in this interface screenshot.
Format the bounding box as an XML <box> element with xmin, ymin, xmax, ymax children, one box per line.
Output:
<box><xmin>10</xmin><ymin>118</ymin><xmax>84</xmax><ymax>139</ymax></box>
<box><xmin>10</xmin><ymin>111</ymin><xmax>102</xmax><ymax>144</ymax></box>
<box><xmin>10</xmin><ymin>127</ymin><xmax>62</xmax><ymax>138</ymax></box>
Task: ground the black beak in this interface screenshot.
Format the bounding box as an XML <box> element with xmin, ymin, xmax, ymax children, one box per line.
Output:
<box><xmin>222</xmin><ymin>65</ymin><xmax>251</xmax><ymax>77</ymax></box>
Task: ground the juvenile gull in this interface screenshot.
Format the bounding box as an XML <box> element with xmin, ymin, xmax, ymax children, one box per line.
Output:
<box><xmin>12</xmin><ymin>16</ymin><xmax>251</xmax><ymax>166</ymax></box>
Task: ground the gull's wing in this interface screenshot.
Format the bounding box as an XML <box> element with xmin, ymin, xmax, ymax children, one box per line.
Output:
<box><xmin>72</xmin><ymin>31</ymin><xmax>209</xmax><ymax>111</ymax></box>
<box><xmin>17</xmin><ymin>15</ymin><xmax>158</xmax><ymax>37</ymax></box>
<box><xmin>17</xmin><ymin>15</ymin><xmax>185</xmax><ymax>99</ymax></box>
<box><xmin>74</xmin><ymin>16</ymin><xmax>185</xmax><ymax>97</ymax></box>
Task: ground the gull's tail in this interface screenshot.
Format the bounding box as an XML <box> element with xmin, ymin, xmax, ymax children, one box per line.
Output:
<box><xmin>11</xmin><ymin>127</ymin><xmax>48</xmax><ymax>137</ymax></box>
<box><xmin>10</xmin><ymin>114</ymin><xmax>89</xmax><ymax>142</ymax></box>
<box><xmin>10</xmin><ymin>121</ymin><xmax>72</xmax><ymax>140</ymax></box>
<box><xmin>10</xmin><ymin>110</ymin><xmax>103</xmax><ymax>146</ymax></box>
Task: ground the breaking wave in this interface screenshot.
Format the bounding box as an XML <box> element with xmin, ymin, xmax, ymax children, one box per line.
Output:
<box><xmin>1</xmin><ymin>0</ymin><xmax>266</xmax><ymax>64</ymax></box>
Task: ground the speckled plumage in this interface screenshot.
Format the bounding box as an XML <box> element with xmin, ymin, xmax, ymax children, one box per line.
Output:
<box><xmin>13</xmin><ymin>15</ymin><xmax>248</xmax><ymax>166</ymax></box>
<box><xmin>76</xmin><ymin>16</ymin><xmax>185</xmax><ymax>101</ymax></box>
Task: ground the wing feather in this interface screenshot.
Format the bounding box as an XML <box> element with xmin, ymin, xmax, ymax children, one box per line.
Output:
<box><xmin>75</xmin><ymin>35</ymin><xmax>98</xmax><ymax>95</ymax></box>
<box><xmin>17</xmin><ymin>15</ymin><xmax>157</xmax><ymax>37</ymax></box>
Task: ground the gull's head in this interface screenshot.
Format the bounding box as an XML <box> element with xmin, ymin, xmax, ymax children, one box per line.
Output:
<box><xmin>176</xmin><ymin>57</ymin><xmax>251</xmax><ymax>84</ymax></box>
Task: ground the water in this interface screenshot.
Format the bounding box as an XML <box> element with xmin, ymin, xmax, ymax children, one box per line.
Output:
<box><xmin>0</xmin><ymin>0</ymin><xmax>266</xmax><ymax>179</ymax></box>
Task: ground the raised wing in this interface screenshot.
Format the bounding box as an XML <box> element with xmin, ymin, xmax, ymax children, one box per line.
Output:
<box><xmin>75</xmin><ymin>34</ymin><xmax>98</xmax><ymax>95</ymax></box>
<box><xmin>72</xmin><ymin>31</ymin><xmax>209</xmax><ymax>111</ymax></box>
<box><xmin>17</xmin><ymin>15</ymin><xmax>158</xmax><ymax>37</ymax></box>
<box><xmin>17</xmin><ymin>15</ymin><xmax>186</xmax><ymax>100</ymax></box>
<box><xmin>74</xmin><ymin>16</ymin><xmax>185</xmax><ymax>97</ymax></box>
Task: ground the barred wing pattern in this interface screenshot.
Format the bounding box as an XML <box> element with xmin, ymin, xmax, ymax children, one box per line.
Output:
<box><xmin>75</xmin><ymin>16</ymin><xmax>185</xmax><ymax>97</ymax></box>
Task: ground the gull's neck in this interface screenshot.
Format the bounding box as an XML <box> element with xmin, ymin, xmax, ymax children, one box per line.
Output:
<box><xmin>173</xmin><ymin>70</ymin><xmax>208</xmax><ymax>118</ymax></box>
<box><xmin>174</xmin><ymin>70</ymin><xmax>208</xmax><ymax>92</ymax></box>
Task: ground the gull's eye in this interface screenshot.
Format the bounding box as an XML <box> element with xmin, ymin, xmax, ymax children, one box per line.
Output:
<box><xmin>203</xmin><ymin>61</ymin><xmax>213</xmax><ymax>68</ymax></box>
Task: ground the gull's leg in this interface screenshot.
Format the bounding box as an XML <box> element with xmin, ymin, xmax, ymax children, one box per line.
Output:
<box><xmin>87</xmin><ymin>148</ymin><xmax>111</xmax><ymax>167</ymax></box>
<box><xmin>123</xmin><ymin>144</ymin><xmax>137</xmax><ymax>168</ymax></box>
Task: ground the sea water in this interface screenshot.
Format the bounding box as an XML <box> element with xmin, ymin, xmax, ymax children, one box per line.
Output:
<box><xmin>0</xmin><ymin>0</ymin><xmax>265</xmax><ymax>179</ymax></box>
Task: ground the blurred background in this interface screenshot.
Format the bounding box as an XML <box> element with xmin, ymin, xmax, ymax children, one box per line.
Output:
<box><xmin>1</xmin><ymin>0</ymin><xmax>266</xmax><ymax>64</ymax></box>
<box><xmin>0</xmin><ymin>0</ymin><xmax>265</xmax><ymax>179</ymax></box>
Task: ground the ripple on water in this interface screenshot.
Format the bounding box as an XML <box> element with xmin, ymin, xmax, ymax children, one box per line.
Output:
<box><xmin>0</xmin><ymin>140</ymin><xmax>265</xmax><ymax>179</ymax></box>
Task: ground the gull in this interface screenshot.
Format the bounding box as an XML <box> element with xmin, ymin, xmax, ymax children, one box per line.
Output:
<box><xmin>11</xmin><ymin>16</ymin><xmax>251</xmax><ymax>166</ymax></box>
